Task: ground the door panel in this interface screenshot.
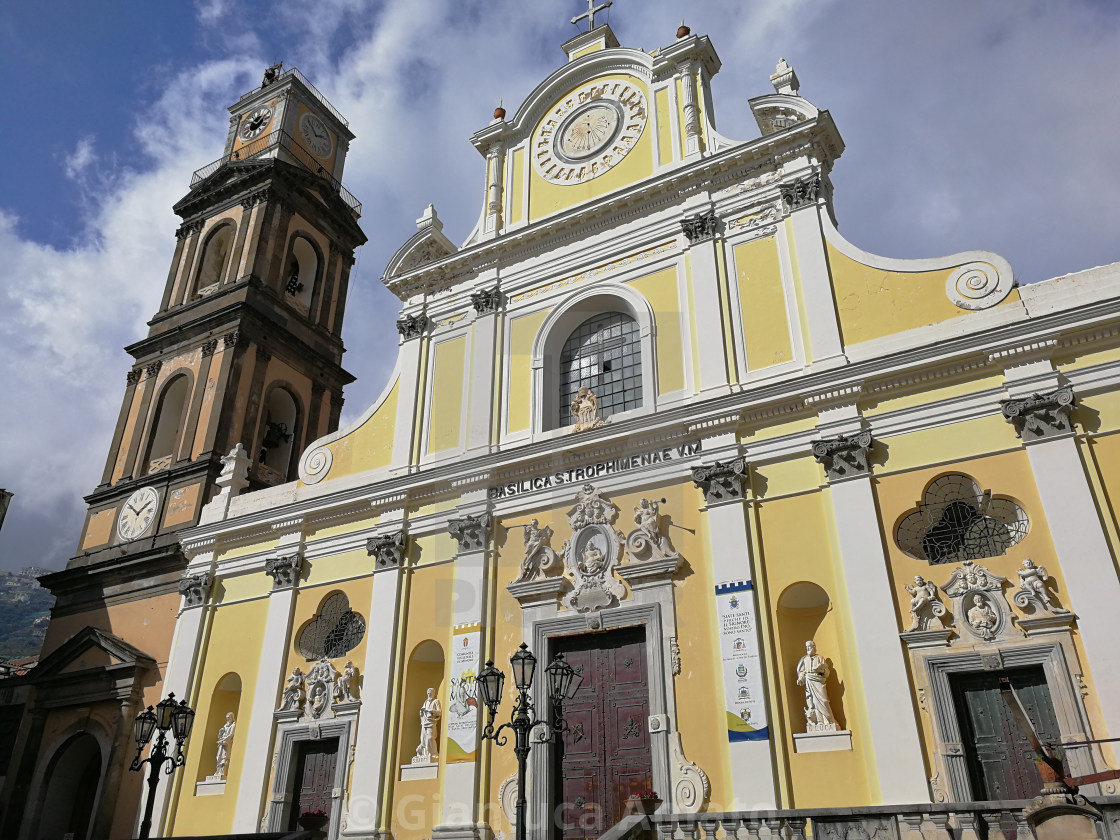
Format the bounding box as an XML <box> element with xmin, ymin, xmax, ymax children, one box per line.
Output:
<box><xmin>950</xmin><ymin>666</ymin><xmax>1061</xmax><ymax>801</ymax></box>
<box><xmin>554</xmin><ymin>627</ymin><xmax>653</xmax><ymax>840</ymax></box>
<box><xmin>287</xmin><ymin>738</ymin><xmax>339</xmax><ymax>831</ymax></box>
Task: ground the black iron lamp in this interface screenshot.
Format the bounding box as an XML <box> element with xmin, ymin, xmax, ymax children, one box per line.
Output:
<box><xmin>129</xmin><ymin>692</ymin><xmax>195</xmax><ymax>840</ymax></box>
<box><xmin>479</xmin><ymin>644</ymin><xmax>582</xmax><ymax>840</ymax></box>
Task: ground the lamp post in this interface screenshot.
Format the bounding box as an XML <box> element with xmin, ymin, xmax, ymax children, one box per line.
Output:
<box><xmin>129</xmin><ymin>692</ymin><xmax>195</xmax><ymax>840</ymax></box>
<box><xmin>477</xmin><ymin>643</ymin><xmax>583</xmax><ymax>840</ymax></box>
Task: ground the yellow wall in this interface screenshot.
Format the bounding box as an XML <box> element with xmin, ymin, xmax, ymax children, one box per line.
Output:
<box><xmin>626</xmin><ymin>267</ymin><xmax>685</xmax><ymax>394</ymax></box>
<box><xmin>655</xmin><ymin>86</ymin><xmax>673</xmax><ymax>165</ymax></box>
<box><xmin>427</xmin><ymin>336</ymin><xmax>467</xmax><ymax>454</ymax></box>
<box><xmin>527</xmin><ymin>75</ymin><xmax>655</xmax><ymax>222</ymax></box>
<box><xmin>312</xmin><ymin>378</ymin><xmax>399</xmax><ymax>482</ymax></box>
<box><xmin>509</xmin><ymin>147</ymin><xmax>525</xmax><ymax>226</ymax></box>
<box><xmin>734</xmin><ymin>236</ymin><xmax>793</xmax><ymax>371</ymax></box>
<box><xmin>507</xmin><ymin>310</ymin><xmax>548</xmax><ymax>433</ymax></box>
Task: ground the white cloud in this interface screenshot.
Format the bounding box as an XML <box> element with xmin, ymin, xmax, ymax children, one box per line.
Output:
<box><xmin>2</xmin><ymin>0</ymin><xmax>1119</xmax><ymax>570</ymax></box>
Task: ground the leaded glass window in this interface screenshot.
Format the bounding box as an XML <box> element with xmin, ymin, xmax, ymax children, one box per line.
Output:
<box><xmin>559</xmin><ymin>311</ymin><xmax>642</xmax><ymax>428</ymax></box>
<box><xmin>298</xmin><ymin>592</ymin><xmax>367</xmax><ymax>660</ymax></box>
<box><xmin>895</xmin><ymin>474</ymin><xmax>1029</xmax><ymax>565</ymax></box>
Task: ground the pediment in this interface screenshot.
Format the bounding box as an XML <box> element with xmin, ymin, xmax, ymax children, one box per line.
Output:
<box><xmin>383</xmin><ymin>205</ymin><xmax>458</xmax><ymax>286</ymax></box>
<box><xmin>749</xmin><ymin>93</ymin><xmax>819</xmax><ymax>136</ymax></box>
<box><xmin>32</xmin><ymin>626</ymin><xmax>155</xmax><ymax>681</ymax></box>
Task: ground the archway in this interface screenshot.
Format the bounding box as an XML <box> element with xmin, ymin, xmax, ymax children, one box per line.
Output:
<box><xmin>36</xmin><ymin>733</ymin><xmax>102</xmax><ymax>840</ymax></box>
<box><xmin>145</xmin><ymin>373</ymin><xmax>191</xmax><ymax>471</ymax></box>
<box><xmin>194</xmin><ymin>223</ymin><xmax>235</xmax><ymax>294</ymax></box>
<box><xmin>285</xmin><ymin>235</ymin><xmax>319</xmax><ymax>308</ymax></box>
<box><xmin>257</xmin><ymin>386</ymin><xmax>300</xmax><ymax>481</ymax></box>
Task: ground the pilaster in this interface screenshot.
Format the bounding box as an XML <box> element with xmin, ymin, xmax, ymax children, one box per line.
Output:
<box><xmin>467</xmin><ymin>283</ymin><xmax>501</xmax><ymax>453</ymax></box>
<box><xmin>232</xmin><ymin>529</ymin><xmax>305</xmax><ymax>833</ymax></box>
<box><xmin>681</xmin><ymin>208</ymin><xmax>731</xmax><ymax>394</ymax></box>
<box><xmin>391</xmin><ymin>317</ymin><xmax>430</xmax><ymax>469</ymax></box>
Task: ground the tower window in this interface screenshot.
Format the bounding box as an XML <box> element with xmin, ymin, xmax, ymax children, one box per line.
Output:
<box><xmin>285</xmin><ymin>235</ymin><xmax>318</xmax><ymax>309</ymax></box>
<box><xmin>257</xmin><ymin>387</ymin><xmax>299</xmax><ymax>482</ymax></box>
<box><xmin>194</xmin><ymin>224</ymin><xmax>234</xmax><ymax>295</ymax></box>
<box><xmin>558</xmin><ymin>311</ymin><xmax>642</xmax><ymax>428</ymax></box>
<box><xmin>145</xmin><ymin>374</ymin><xmax>191</xmax><ymax>473</ymax></box>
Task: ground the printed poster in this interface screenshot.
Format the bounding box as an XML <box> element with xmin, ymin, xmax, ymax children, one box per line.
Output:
<box><xmin>715</xmin><ymin>580</ymin><xmax>769</xmax><ymax>742</ymax></box>
<box><xmin>446</xmin><ymin>624</ymin><xmax>481</xmax><ymax>761</ymax></box>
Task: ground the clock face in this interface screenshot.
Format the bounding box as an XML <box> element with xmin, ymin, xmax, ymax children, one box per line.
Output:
<box><xmin>117</xmin><ymin>487</ymin><xmax>159</xmax><ymax>542</ymax></box>
<box><xmin>239</xmin><ymin>105</ymin><xmax>274</xmax><ymax>141</ymax></box>
<box><xmin>298</xmin><ymin>113</ymin><xmax>333</xmax><ymax>158</ymax></box>
<box><xmin>533</xmin><ymin>80</ymin><xmax>648</xmax><ymax>185</ymax></box>
<box><xmin>557</xmin><ymin>103</ymin><xmax>621</xmax><ymax>161</ymax></box>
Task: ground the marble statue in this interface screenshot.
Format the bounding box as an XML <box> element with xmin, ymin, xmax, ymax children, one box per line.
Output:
<box><xmin>904</xmin><ymin>575</ymin><xmax>947</xmax><ymax>631</ymax></box>
<box><xmin>513</xmin><ymin>519</ymin><xmax>559</xmax><ymax>583</ymax></box>
<box><xmin>206</xmin><ymin>713</ymin><xmax>235</xmax><ymax>781</ymax></box>
<box><xmin>626</xmin><ymin>498</ymin><xmax>677</xmax><ymax>561</ymax></box>
<box><xmin>967</xmin><ymin>593</ymin><xmax>998</xmax><ymax>640</ymax></box>
<box><xmin>1016</xmin><ymin>559</ymin><xmax>1070</xmax><ymax>614</ymax></box>
<box><xmin>279</xmin><ymin>667</ymin><xmax>304</xmax><ymax>712</ymax></box>
<box><xmin>570</xmin><ymin>387</ymin><xmax>604</xmax><ymax>432</ymax></box>
<box><xmin>413</xmin><ymin>688</ymin><xmax>442</xmax><ymax>764</ymax></box>
<box><xmin>335</xmin><ymin>660</ymin><xmax>358</xmax><ymax>703</ymax></box>
<box><xmin>795</xmin><ymin>640</ymin><xmax>838</xmax><ymax>732</ymax></box>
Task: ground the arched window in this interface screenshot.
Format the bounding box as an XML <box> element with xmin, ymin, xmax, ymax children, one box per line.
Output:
<box><xmin>145</xmin><ymin>374</ymin><xmax>191</xmax><ymax>473</ymax></box>
<box><xmin>37</xmin><ymin>733</ymin><xmax>102</xmax><ymax>840</ymax></box>
<box><xmin>257</xmin><ymin>386</ymin><xmax>299</xmax><ymax>481</ymax></box>
<box><xmin>284</xmin><ymin>235</ymin><xmax>318</xmax><ymax>309</ymax></box>
<box><xmin>558</xmin><ymin>311</ymin><xmax>642</xmax><ymax>428</ymax></box>
<box><xmin>194</xmin><ymin>224</ymin><xmax>234</xmax><ymax>295</ymax></box>
<box><xmin>895</xmin><ymin>474</ymin><xmax>1029</xmax><ymax>565</ymax></box>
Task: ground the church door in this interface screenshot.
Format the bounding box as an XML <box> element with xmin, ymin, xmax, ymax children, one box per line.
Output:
<box><xmin>950</xmin><ymin>666</ymin><xmax>1061</xmax><ymax>800</ymax></box>
<box><xmin>553</xmin><ymin>626</ymin><xmax>652</xmax><ymax>840</ymax></box>
<box><xmin>287</xmin><ymin>738</ymin><xmax>339</xmax><ymax>836</ymax></box>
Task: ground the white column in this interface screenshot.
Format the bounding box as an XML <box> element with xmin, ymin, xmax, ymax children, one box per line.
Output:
<box><xmin>151</xmin><ymin>559</ymin><xmax>214</xmax><ymax>836</ymax></box>
<box><xmin>785</xmin><ymin>193</ymin><xmax>844</xmax><ymax>365</ymax></box>
<box><xmin>343</xmin><ymin>558</ymin><xmax>405</xmax><ymax>837</ymax></box>
<box><xmin>438</xmin><ymin>497</ymin><xmax>491</xmax><ymax>836</ymax></box>
<box><xmin>683</xmin><ymin>219</ymin><xmax>731</xmax><ymax>394</ymax></box>
<box><xmin>232</xmin><ymin>533</ymin><xmax>304</xmax><ymax>833</ymax></box>
<box><xmin>1025</xmin><ymin>434</ymin><xmax>1120</xmax><ymax>737</ymax></box>
<box><xmin>827</xmin><ymin>474</ymin><xmax>929</xmax><ymax>803</ymax></box>
<box><xmin>678</xmin><ymin>61</ymin><xmax>702</xmax><ymax>157</ymax></box>
<box><xmin>694</xmin><ymin>432</ymin><xmax>778</xmax><ymax>809</ymax></box>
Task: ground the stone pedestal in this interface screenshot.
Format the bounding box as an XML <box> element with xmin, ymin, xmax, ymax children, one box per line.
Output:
<box><xmin>793</xmin><ymin>729</ymin><xmax>852</xmax><ymax>753</ymax></box>
<box><xmin>401</xmin><ymin>762</ymin><xmax>438</xmax><ymax>781</ymax></box>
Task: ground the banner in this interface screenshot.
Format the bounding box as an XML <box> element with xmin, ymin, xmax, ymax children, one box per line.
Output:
<box><xmin>446</xmin><ymin>624</ymin><xmax>481</xmax><ymax>761</ymax></box>
<box><xmin>715</xmin><ymin>580</ymin><xmax>769</xmax><ymax>742</ymax></box>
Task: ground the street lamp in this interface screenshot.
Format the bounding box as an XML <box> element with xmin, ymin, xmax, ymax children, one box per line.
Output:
<box><xmin>478</xmin><ymin>643</ymin><xmax>583</xmax><ymax>840</ymax></box>
<box><xmin>129</xmin><ymin>692</ymin><xmax>195</xmax><ymax>840</ymax></box>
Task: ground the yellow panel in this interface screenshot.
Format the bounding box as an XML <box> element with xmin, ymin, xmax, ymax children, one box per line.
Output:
<box><xmin>317</xmin><ymin>379</ymin><xmax>400</xmax><ymax>481</ymax></box>
<box><xmin>655</xmin><ymin>87</ymin><xmax>673</xmax><ymax>164</ymax></box>
<box><xmin>740</xmin><ymin>414</ymin><xmax>819</xmax><ymax>445</ymax></box>
<box><xmin>753</xmin><ymin>456</ymin><xmax>821</xmax><ymax>499</ymax></box>
<box><xmin>734</xmin><ymin>236</ymin><xmax>793</xmax><ymax>370</ymax></box>
<box><xmin>784</xmin><ymin>218</ymin><xmax>814</xmax><ymax>360</ymax></box>
<box><xmin>167</xmin><ymin>597</ymin><xmax>269</xmax><ymax>836</ymax></box>
<box><xmin>828</xmin><ymin>242</ymin><xmax>1022</xmax><ymax>346</ymax></box>
<box><xmin>509</xmin><ymin>147</ymin><xmax>525</xmax><ymax>225</ymax></box>
<box><xmin>82</xmin><ymin>508</ymin><xmax>117</xmax><ymax>550</ymax></box>
<box><xmin>163</xmin><ymin>482</ymin><xmax>200</xmax><ymax>528</ymax></box>
<box><xmin>507</xmin><ymin>309</ymin><xmax>549</xmax><ymax>433</ymax></box>
<box><xmin>217</xmin><ymin>569</ymin><xmax>272</xmax><ymax>603</ymax></box>
<box><xmin>527</xmin><ymin>75</ymin><xmax>655</xmax><ymax>221</ymax></box>
<box><xmin>626</xmin><ymin>267</ymin><xmax>685</xmax><ymax>395</ymax></box>
<box><xmin>571</xmin><ymin>42</ymin><xmax>603</xmax><ymax>59</ymax></box>
<box><xmin>883</xmin><ymin>415</ymin><xmax>1014</xmax><ymax>473</ymax></box>
<box><xmin>427</xmin><ymin>336</ymin><xmax>466</xmax><ymax>453</ymax></box>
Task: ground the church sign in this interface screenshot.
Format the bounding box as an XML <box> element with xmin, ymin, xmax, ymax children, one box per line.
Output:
<box><xmin>715</xmin><ymin>580</ymin><xmax>770</xmax><ymax>742</ymax></box>
<box><xmin>487</xmin><ymin>440</ymin><xmax>702</xmax><ymax>500</ymax></box>
<box><xmin>446</xmin><ymin>623</ymin><xmax>482</xmax><ymax>762</ymax></box>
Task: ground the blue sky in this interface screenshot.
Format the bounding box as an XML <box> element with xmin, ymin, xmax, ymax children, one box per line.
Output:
<box><xmin>1</xmin><ymin>0</ymin><xmax>1119</xmax><ymax>572</ymax></box>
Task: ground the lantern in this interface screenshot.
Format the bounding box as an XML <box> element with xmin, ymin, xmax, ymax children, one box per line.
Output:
<box><xmin>477</xmin><ymin>660</ymin><xmax>506</xmax><ymax>715</ymax></box>
<box><xmin>510</xmin><ymin>643</ymin><xmax>537</xmax><ymax>692</ymax></box>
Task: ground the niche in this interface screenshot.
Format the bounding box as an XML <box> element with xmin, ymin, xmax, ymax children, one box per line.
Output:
<box><xmin>145</xmin><ymin>373</ymin><xmax>191</xmax><ymax>473</ymax></box>
<box><xmin>777</xmin><ymin>582</ymin><xmax>848</xmax><ymax>735</ymax></box>
<box><xmin>195</xmin><ymin>672</ymin><xmax>242</xmax><ymax>784</ymax></box>
<box><xmin>195</xmin><ymin>224</ymin><xmax>235</xmax><ymax>295</ymax></box>
<box><xmin>398</xmin><ymin>640</ymin><xmax>445</xmax><ymax>778</ymax></box>
<box><xmin>284</xmin><ymin>235</ymin><xmax>318</xmax><ymax>310</ymax></box>
<box><xmin>257</xmin><ymin>386</ymin><xmax>300</xmax><ymax>482</ymax></box>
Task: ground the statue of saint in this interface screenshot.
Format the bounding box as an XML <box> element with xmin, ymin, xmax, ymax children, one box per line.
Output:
<box><xmin>967</xmin><ymin>594</ymin><xmax>998</xmax><ymax>639</ymax></box>
<box><xmin>207</xmin><ymin>713</ymin><xmax>235</xmax><ymax>781</ymax></box>
<box><xmin>795</xmin><ymin>640</ymin><xmax>838</xmax><ymax>732</ymax></box>
<box><xmin>578</xmin><ymin>540</ymin><xmax>606</xmax><ymax>577</ymax></box>
<box><xmin>414</xmin><ymin>688</ymin><xmax>442</xmax><ymax>764</ymax></box>
<box><xmin>570</xmin><ymin>387</ymin><xmax>604</xmax><ymax>432</ymax></box>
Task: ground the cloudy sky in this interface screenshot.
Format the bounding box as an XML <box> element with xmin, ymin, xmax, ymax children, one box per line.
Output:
<box><xmin>0</xmin><ymin>0</ymin><xmax>1118</xmax><ymax>573</ymax></box>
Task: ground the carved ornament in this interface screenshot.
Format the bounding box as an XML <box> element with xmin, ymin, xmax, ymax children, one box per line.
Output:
<box><xmin>691</xmin><ymin>458</ymin><xmax>747</xmax><ymax>504</ymax></box>
<box><xmin>448</xmin><ymin>513</ymin><xmax>491</xmax><ymax>553</ymax></box>
<box><xmin>470</xmin><ymin>287</ymin><xmax>502</xmax><ymax>315</ymax></box>
<box><xmin>178</xmin><ymin>573</ymin><xmax>213</xmax><ymax>608</ymax></box>
<box><xmin>780</xmin><ymin>175</ymin><xmax>821</xmax><ymax>212</ymax></box>
<box><xmin>511</xmin><ymin>519</ymin><xmax>560</xmax><ymax>584</ymax></box>
<box><xmin>1000</xmin><ymin>386</ymin><xmax>1075</xmax><ymax>440</ymax></box>
<box><xmin>200</xmin><ymin>338</ymin><xmax>219</xmax><ymax>357</ymax></box>
<box><xmin>668</xmin><ymin>731</ymin><xmax>709</xmax><ymax>813</ymax></box>
<box><xmin>1013</xmin><ymin>558</ymin><xmax>1071</xmax><ymax>615</ymax></box>
<box><xmin>396</xmin><ymin>313</ymin><xmax>431</xmax><ymax>341</ymax></box>
<box><xmin>811</xmin><ymin>430</ymin><xmax>873</xmax><ymax>481</ymax></box>
<box><xmin>940</xmin><ymin>560</ymin><xmax>1009</xmax><ymax>642</ymax></box>
<box><xmin>562</xmin><ymin>485</ymin><xmax>625</xmax><ymax>613</ymax></box>
<box><xmin>264</xmin><ymin>554</ymin><xmax>302</xmax><ymax>590</ymax></box>
<box><xmin>680</xmin><ymin>210</ymin><xmax>719</xmax><ymax>244</ymax></box>
<box><xmin>366</xmin><ymin>530</ymin><xmax>407</xmax><ymax>568</ymax></box>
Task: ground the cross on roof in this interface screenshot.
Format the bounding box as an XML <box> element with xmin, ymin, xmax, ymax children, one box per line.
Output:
<box><xmin>571</xmin><ymin>0</ymin><xmax>612</xmax><ymax>31</ymax></box>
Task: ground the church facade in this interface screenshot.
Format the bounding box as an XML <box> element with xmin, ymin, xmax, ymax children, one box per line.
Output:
<box><xmin>15</xmin><ymin>13</ymin><xmax>1120</xmax><ymax>840</ymax></box>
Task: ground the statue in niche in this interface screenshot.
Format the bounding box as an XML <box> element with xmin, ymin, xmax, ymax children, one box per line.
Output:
<box><xmin>795</xmin><ymin>640</ymin><xmax>838</xmax><ymax>732</ymax></box>
<box><xmin>578</xmin><ymin>539</ymin><xmax>607</xmax><ymax>577</ymax></box>
<box><xmin>305</xmin><ymin>660</ymin><xmax>339</xmax><ymax>719</ymax></box>
<box><xmin>904</xmin><ymin>575</ymin><xmax>947</xmax><ymax>632</ymax></box>
<box><xmin>570</xmin><ymin>387</ymin><xmax>604</xmax><ymax>433</ymax></box>
<box><xmin>279</xmin><ymin>667</ymin><xmax>304</xmax><ymax>712</ymax></box>
<box><xmin>967</xmin><ymin>593</ymin><xmax>999</xmax><ymax>640</ymax></box>
<box><xmin>413</xmin><ymin>688</ymin><xmax>442</xmax><ymax>764</ymax></box>
<box><xmin>206</xmin><ymin>713</ymin><xmax>236</xmax><ymax>781</ymax></box>
<box><xmin>335</xmin><ymin>660</ymin><xmax>358</xmax><ymax>703</ymax></box>
<box><xmin>513</xmin><ymin>519</ymin><xmax>559</xmax><ymax>583</ymax></box>
<box><xmin>1015</xmin><ymin>559</ymin><xmax>1070</xmax><ymax>614</ymax></box>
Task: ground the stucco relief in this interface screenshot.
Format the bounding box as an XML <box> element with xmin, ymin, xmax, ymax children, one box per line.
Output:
<box><xmin>1013</xmin><ymin>558</ymin><xmax>1070</xmax><ymax>615</ymax></box>
<box><xmin>562</xmin><ymin>484</ymin><xmax>626</xmax><ymax>612</ymax></box>
<box><xmin>940</xmin><ymin>560</ymin><xmax>1013</xmax><ymax>642</ymax></box>
<box><xmin>512</xmin><ymin>519</ymin><xmax>560</xmax><ymax>584</ymax></box>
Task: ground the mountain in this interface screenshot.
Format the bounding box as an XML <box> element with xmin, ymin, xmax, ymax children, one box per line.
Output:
<box><xmin>0</xmin><ymin>568</ymin><xmax>54</xmax><ymax>662</ymax></box>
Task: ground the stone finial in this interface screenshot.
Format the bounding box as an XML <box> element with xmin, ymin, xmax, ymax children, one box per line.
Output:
<box><xmin>448</xmin><ymin>513</ymin><xmax>491</xmax><ymax>553</ymax></box>
<box><xmin>1000</xmin><ymin>386</ymin><xmax>1075</xmax><ymax>440</ymax></box>
<box><xmin>367</xmin><ymin>530</ymin><xmax>407</xmax><ymax>568</ymax></box>
<box><xmin>677</xmin><ymin>21</ymin><xmax>691</xmax><ymax>38</ymax></box>
<box><xmin>264</xmin><ymin>553</ymin><xmax>302</xmax><ymax>590</ymax></box>
<box><xmin>691</xmin><ymin>458</ymin><xmax>747</xmax><ymax>504</ymax></box>
<box><xmin>416</xmin><ymin>204</ymin><xmax>443</xmax><ymax>233</ymax></box>
<box><xmin>771</xmin><ymin>58</ymin><xmax>800</xmax><ymax>96</ymax></box>
<box><xmin>493</xmin><ymin>103</ymin><xmax>506</xmax><ymax>120</ymax></box>
<box><xmin>216</xmin><ymin>444</ymin><xmax>252</xmax><ymax>496</ymax></box>
<box><xmin>178</xmin><ymin>573</ymin><xmax>213</xmax><ymax>608</ymax></box>
<box><xmin>811</xmin><ymin>430</ymin><xmax>873</xmax><ymax>481</ymax></box>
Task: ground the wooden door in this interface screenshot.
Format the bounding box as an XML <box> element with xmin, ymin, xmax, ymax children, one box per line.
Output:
<box><xmin>950</xmin><ymin>666</ymin><xmax>1061</xmax><ymax>800</ymax></box>
<box><xmin>553</xmin><ymin>627</ymin><xmax>652</xmax><ymax>840</ymax></box>
<box><xmin>287</xmin><ymin>738</ymin><xmax>339</xmax><ymax>834</ymax></box>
